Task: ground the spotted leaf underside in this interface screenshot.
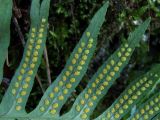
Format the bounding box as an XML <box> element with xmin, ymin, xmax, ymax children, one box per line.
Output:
<box><xmin>60</xmin><ymin>18</ymin><xmax>151</xmax><ymax>120</ymax></box>
<box><xmin>0</xmin><ymin>0</ymin><xmax>109</xmax><ymax>120</ymax></box>
<box><xmin>129</xmin><ymin>92</ymin><xmax>160</xmax><ymax>120</ymax></box>
<box><xmin>96</xmin><ymin>64</ymin><xmax>160</xmax><ymax>120</ymax></box>
<box><xmin>29</xmin><ymin>1</ymin><xmax>109</xmax><ymax>119</ymax></box>
<box><xmin>0</xmin><ymin>1</ymin><xmax>157</xmax><ymax>120</ymax></box>
<box><xmin>0</xmin><ymin>0</ymin><xmax>51</xmax><ymax>119</ymax></box>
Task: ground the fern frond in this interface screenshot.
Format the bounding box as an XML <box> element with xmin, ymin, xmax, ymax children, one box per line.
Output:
<box><xmin>60</xmin><ymin>18</ymin><xmax>150</xmax><ymax>120</ymax></box>
<box><xmin>0</xmin><ymin>0</ymin><xmax>50</xmax><ymax>117</ymax></box>
<box><xmin>29</xmin><ymin>1</ymin><xmax>109</xmax><ymax>119</ymax></box>
<box><xmin>129</xmin><ymin>92</ymin><xmax>160</xmax><ymax>120</ymax></box>
<box><xmin>96</xmin><ymin>64</ymin><xmax>160</xmax><ymax>120</ymax></box>
<box><xmin>0</xmin><ymin>0</ymin><xmax>12</xmax><ymax>83</ymax></box>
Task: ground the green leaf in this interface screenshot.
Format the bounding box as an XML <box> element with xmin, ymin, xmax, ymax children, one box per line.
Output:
<box><xmin>29</xmin><ymin>1</ymin><xmax>109</xmax><ymax>119</ymax></box>
<box><xmin>61</xmin><ymin>18</ymin><xmax>151</xmax><ymax>120</ymax></box>
<box><xmin>0</xmin><ymin>0</ymin><xmax>50</xmax><ymax>117</ymax></box>
<box><xmin>97</xmin><ymin>65</ymin><xmax>160</xmax><ymax>120</ymax></box>
<box><xmin>129</xmin><ymin>92</ymin><xmax>160</xmax><ymax>120</ymax></box>
<box><xmin>0</xmin><ymin>0</ymin><xmax>12</xmax><ymax>83</ymax></box>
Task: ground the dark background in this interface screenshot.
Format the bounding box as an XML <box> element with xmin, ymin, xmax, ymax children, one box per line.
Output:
<box><xmin>1</xmin><ymin>0</ymin><xmax>160</xmax><ymax>119</ymax></box>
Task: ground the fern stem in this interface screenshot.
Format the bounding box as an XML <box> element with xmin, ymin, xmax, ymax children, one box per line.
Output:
<box><xmin>44</xmin><ymin>46</ymin><xmax>52</xmax><ymax>85</ymax></box>
<box><xmin>36</xmin><ymin>74</ymin><xmax>45</xmax><ymax>93</ymax></box>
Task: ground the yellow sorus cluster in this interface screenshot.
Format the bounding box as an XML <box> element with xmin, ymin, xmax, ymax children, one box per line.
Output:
<box><xmin>75</xmin><ymin>43</ymin><xmax>133</xmax><ymax>118</ymax></box>
<box><xmin>75</xmin><ymin>89</ymin><xmax>99</xmax><ymax>117</ymax></box>
<box><xmin>80</xmin><ymin>109</ymin><xmax>89</xmax><ymax>119</ymax></box>
<box><xmin>14</xmin><ymin>18</ymin><xmax>46</xmax><ymax>111</ymax></box>
<box><xmin>75</xmin><ymin>61</ymin><xmax>118</xmax><ymax>116</ymax></box>
<box><xmin>131</xmin><ymin>94</ymin><xmax>160</xmax><ymax>120</ymax></box>
<box><xmin>103</xmin><ymin>75</ymin><xmax>155</xmax><ymax>120</ymax></box>
<box><xmin>39</xmin><ymin>94</ymin><xmax>60</xmax><ymax>114</ymax></box>
<box><xmin>75</xmin><ymin>93</ymin><xmax>94</xmax><ymax>119</ymax></box>
<box><xmin>39</xmin><ymin>31</ymin><xmax>93</xmax><ymax>115</ymax></box>
<box><xmin>90</xmin><ymin>61</ymin><xmax>117</xmax><ymax>96</ymax></box>
<box><xmin>39</xmin><ymin>89</ymin><xmax>64</xmax><ymax>114</ymax></box>
<box><xmin>76</xmin><ymin>107</ymin><xmax>90</xmax><ymax>119</ymax></box>
<box><xmin>92</xmin><ymin>43</ymin><xmax>132</xmax><ymax>92</ymax></box>
<box><xmin>75</xmin><ymin>90</ymin><xmax>95</xmax><ymax>119</ymax></box>
<box><xmin>76</xmin><ymin>99</ymin><xmax>94</xmax><ymax>119</ymax></box>
<box><xmin>61</xmin><ymin>31</ymin><xmax>93</xmax><ymax>84</ymax></box>
<box><xmin>118</xmin><ymin>43</ymin><xmax>132</xmax><ymax>60</ymax></box>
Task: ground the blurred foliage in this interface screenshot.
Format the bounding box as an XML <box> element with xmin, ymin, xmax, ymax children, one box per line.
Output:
<box><xmin>0</xmin><ymin>0</ymin><xmax>160</xmax><ymax>118</ymax></box>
